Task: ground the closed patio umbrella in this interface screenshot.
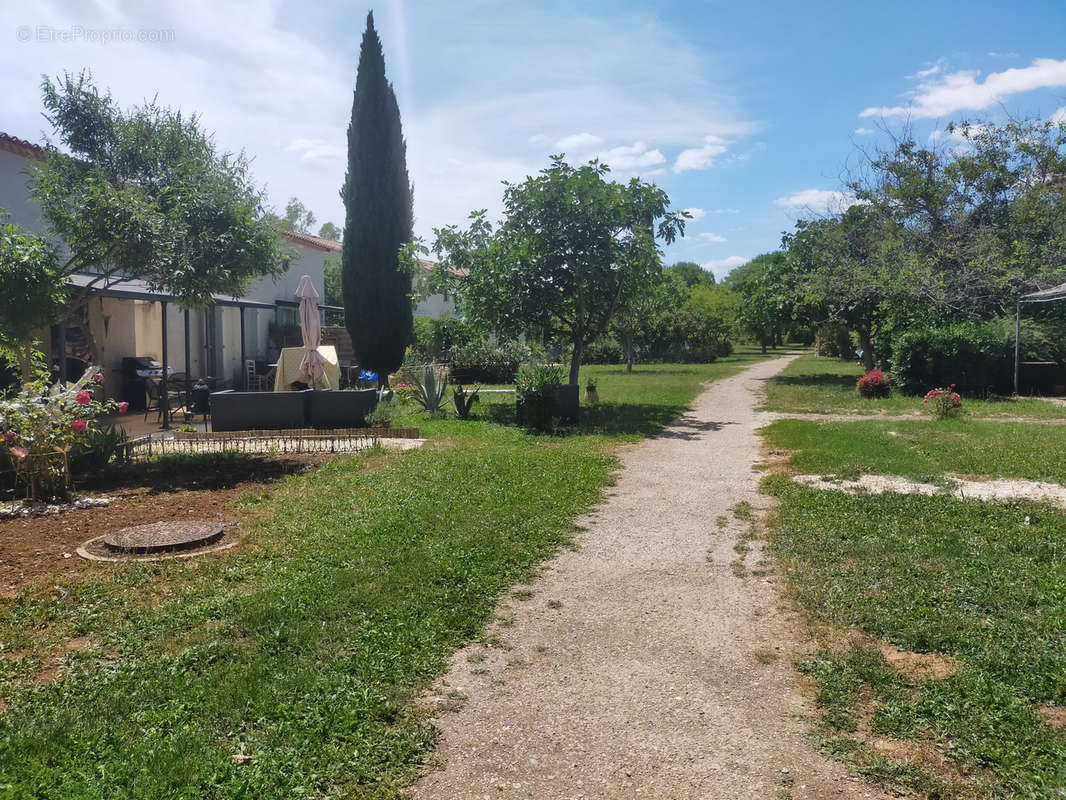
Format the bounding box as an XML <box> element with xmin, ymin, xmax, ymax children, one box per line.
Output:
<box><xmin>296</xmin><ymin>275</ymin><xmax>329</xmax><ymax>388</ymax></box>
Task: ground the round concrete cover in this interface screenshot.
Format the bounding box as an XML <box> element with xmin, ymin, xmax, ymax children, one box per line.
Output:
<box><xmin>103</xmin><ymin>521</ymin><xmax>224</xmax><ymax>554</ymax></box>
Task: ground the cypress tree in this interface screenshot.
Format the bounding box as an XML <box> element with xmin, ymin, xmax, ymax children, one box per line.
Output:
<box><xmin>341</xmin><ymin>10</ymin><xmax>413</xmax><ymax>387</ymax></box>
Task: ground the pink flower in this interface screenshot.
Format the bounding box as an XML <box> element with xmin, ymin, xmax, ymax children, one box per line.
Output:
<box><xmin>118</xmin><ymin>401</ymin><xmax>129</xmax><ymax>414</ymax></box>
<box><xmin>9</xmin><ymin>446</ymin><xmax>28</xmax><ymax>460</ymax></box>
<box><xmin>93</xmin><ymin>372</ymin><xmax>104</xmax><ymax>384</ymax></box>
<box><xmin>72</xmin><ymin>420</ymin><xmax>87</xmax><ymax>433</ymax></box>
<box><xmin>75</xmin><ymin>391</ymin><xmax>91</xmax><ymax>405</ymax></box>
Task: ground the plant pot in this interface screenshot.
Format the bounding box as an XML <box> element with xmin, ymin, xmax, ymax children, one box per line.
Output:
<box><xmin>554</xmin><ymin>384</ymin><xmax>579</xmax><ymax>424</ymax></box>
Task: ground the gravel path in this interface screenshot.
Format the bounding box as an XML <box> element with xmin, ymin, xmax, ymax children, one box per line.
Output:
<box><xmin>411</xmin><ymin>356</ymin><xmax>889</xmax><ymax>800</ymax></box>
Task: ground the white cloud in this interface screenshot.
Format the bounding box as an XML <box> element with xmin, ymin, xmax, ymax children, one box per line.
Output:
<box><xmin>697</xmin><ymin>232</ymin><xmax>726</xmax><ymax>242</ymax></box>
<box><xmin>596</xmin><ymin>141</ymin><xmax>665</xmax><ymax>170</ymax></box>
<box><xmin>775</xmin><ymin>189</ymin><xmax>857</xmax><ymax>213</ymax></box>
<box><xmin>701</xmin><ymin>256</ymin><xmax>749</xmax><ymax>278</ymax></box>
<box><xmin>854</xmin><ymin>127</ymin><xmax>874</xmax><ymax>135</ymax></box>
<box><xmin>929</xmin><ymin>123</ymin><xmax>989</xmax><ymax>143</ymax></box>
<box><xmin>861</xmin><ymin>58</ymin><xmax>1066</xmax><ymax>119</ymax></box>
<box><xmin>673</xmin><ymin>134</ymin><xmax>729</xmax><ymax>173</ymax></box>
<box><xmin>706</xmin><ymin>207</ymin><xmax>739</xmax><ymax>214</ymax></box>
<box><xmin>1</xmin><ymin>1</ymin><xmax>754</xmax><ymax>244</ymax></box>
<box><xmin>683</xmin><ymin>207</ymin><xmax>707</xmax><ymax>221</ymax></box>
<box><xmin>1052</xmin><ymin>106</ymin><xmax>1066</xmax><ymax>125</ymax></box>
<box><xmin>284</xmin><ymin>138</ymin><xmax>344</xmax><ymax>162</ymax></box>
<box><xmin>910</xmin><ymin>63</ymin><xmax>944</xmax><ymax>80</ymax></box>
<box><xmin>555</xmin><ymin>132</ymin><xmax>604</xmax><ymax>150</ymax></box>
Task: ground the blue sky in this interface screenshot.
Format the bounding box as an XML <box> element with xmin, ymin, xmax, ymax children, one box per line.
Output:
<box><xmin>3</xmin><ymin>0</ymin><xmax>1066</xmax><ymax>278</ymax></box>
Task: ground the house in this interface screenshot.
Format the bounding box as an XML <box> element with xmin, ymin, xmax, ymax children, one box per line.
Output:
<box><xmin>0</xmin><ymin>131</ymin><xmax>457</xmax><ymax>405</ymax></box>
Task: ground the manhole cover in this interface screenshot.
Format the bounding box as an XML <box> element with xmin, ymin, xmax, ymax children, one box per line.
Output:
<box><xmin>102</xmin><ymin>521</ymin><xmax>224</xmax><ymax>554</ymax></box>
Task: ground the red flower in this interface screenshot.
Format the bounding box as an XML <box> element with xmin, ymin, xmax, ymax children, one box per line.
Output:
<box><xmin>4</xmin><ymin>430</ymin><xmax>17</xmax><ymax>445</ymax></box>
<box><xmin>93</xmin><ymin>372</ymin><xmax>104</xmax><ymax>384</ymax></box>
<box><xmin>75</xmin><ymin>391</ymin><xmax>91</xmax><ymax>405</ymax></box>
<box><xmin>72</xmin><ymin>420</ymin><xmax>87</xmax><ymax>433</ymax></box>
<box><xmin>118</xmin><ymin>401</ymin><xmax>130</xmax><ymax>414</ymax></box>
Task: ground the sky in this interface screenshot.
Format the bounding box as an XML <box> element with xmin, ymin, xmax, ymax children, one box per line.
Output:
<box><xmin>2</xmin><ymin>0</ymin><xmax>1066</xmax><ymax>279</ymax></box>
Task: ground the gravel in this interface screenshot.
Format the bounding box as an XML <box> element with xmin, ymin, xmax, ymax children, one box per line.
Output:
<box><xmin>411</xmin><ymin>356</ymin><xmax>890</xmax><ymax>799</ymax></box>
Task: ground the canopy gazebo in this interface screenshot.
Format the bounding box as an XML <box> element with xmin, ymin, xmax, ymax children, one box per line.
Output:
<box><xmin>1014</xmin><ymin>282</ymin><xmax>1066</xmax><ymax>395</ymax></box>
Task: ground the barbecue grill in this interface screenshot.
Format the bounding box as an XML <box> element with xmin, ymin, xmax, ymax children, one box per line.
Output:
<box><xmin>120</xmin><ymin>356</ymin><xmax>174</xmax><ymax>411</ymax></box>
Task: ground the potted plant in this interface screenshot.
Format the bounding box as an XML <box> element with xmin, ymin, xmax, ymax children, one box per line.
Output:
<box><xmin>585</xmin><ymin>377</ymin><xmax>599</xmax><ymax>404</ymax></box>
<box><xmin>516</xmin><ymin>363</ymin><xmax>564</xmax><ymax>431</ymax></box>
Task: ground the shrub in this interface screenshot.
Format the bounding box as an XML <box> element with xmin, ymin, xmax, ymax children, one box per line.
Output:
<box><xmin>413</xmin><ymin>365</ymin><xmax>448</xmax><ymax>414</ymax></box>
<box><xmin>856</xmin><ymin>369</ymin><xmax>891</xmax><ymax>398</ymax></box>
<box><xmin>816</xmin><ymin>324</ymin><xmax>853</xmax><ymax>358</ymax></box>
<box><xmin>890</xmin><ymin>322</ymin><xmax>1004</xmax><ymax>395</ymax></box>
<box><xmin>924</xmin><ymin>385</ymin><xmax>962</xmax><ymax>419</ymax></box>
<box><xmin>450</xmin><ymin>340</ymin><xmax>532</xmax><ymax>384</ymax></box>
<box><xmin>452</xmin><ymin>385</ymin><xmax>480</xmax><ymax>419</ymax></box>
<box><xmin>515</xmin><ymin>363</ymin><xmax>563</xmax><ymax>431</ymax></box>
<box><xmin>0</xmin><ymin>365</ymin><xmax>119</xmax><ymax>499</ymax></box>
<box><xmin>582</xmin><ymin>337</ymin><xmax>624</xmax><ymax>365</ymax></box>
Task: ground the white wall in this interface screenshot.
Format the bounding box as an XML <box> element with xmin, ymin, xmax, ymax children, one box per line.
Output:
<box><xmin>246</xmin><ymin>241</ymin><xmax>327</xmax><ymax>305</ymax></box>
<box><xmin>0</xmin><ymin>150</ymin><xmax>43</xmax><ymax>233</ymax></box>
<box><xmin>415</xmin><ymin>291</ymin><xmax>457</xmax><ymax>320</ymax></box>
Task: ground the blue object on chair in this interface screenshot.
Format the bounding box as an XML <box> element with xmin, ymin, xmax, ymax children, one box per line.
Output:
<box><xmin>357</xmin><ymin>369</ymin><xmax>378</xmax><ymax>383</ymax></box>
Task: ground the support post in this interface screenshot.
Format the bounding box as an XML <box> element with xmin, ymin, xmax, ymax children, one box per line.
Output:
<box><xmin>239</xmin><ymin>305</ymin><xmax>247</xmax><ymax>390</ymax></box>
<box><xmin>184</xmin><ymin>309</ymin><xmax>191</xmax><ymax>380</ymax></box>
<box><xmin>51</xmin><ymin>324</ymin><xmax>69</xmax><ymax>384</ymax></box>
<box><xmin>161</xmin><ymin>301</ymin><xmax>171</xmax><ymax>430</ymax></box>
<box><xmin>1014</xmin><ymin>299</ymin><xmax>1021</xmax><ymax>397</ymax></box>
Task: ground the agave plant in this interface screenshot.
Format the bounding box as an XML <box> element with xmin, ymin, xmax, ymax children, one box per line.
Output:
<box><xmin>414</xmin><ymin>365</ymin><xmax>448</xmax><ymax>413</ymax></box>
<box><xmin>452</xmin><ymin>385</ymin><xmax>480</xmax><ymax>420</ymax></box>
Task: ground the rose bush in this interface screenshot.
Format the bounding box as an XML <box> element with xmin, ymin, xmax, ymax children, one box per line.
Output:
<box><xmin>923</xmin><ymin>384</ymin><xmax>963</xmax><ymax>419</ymax></box>
<box><xmin>0</xmin><ymin>365</ymin><xmax>117</xmax><ymax>500</ymax></box>
<box><xmin>856</xmin><ymin>368</ymin><xmax>891</xmax><ymax>398</ymax></box>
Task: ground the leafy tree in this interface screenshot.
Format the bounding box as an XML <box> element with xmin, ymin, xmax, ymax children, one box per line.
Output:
<box><xmin>677</xmin><ymin>283</ymin><xmax>739</xmax><ymax>355</ymax></box>
<box><xmin>318</xmin><ymin>221</ymin><xmax>342</xmax><ymax>241</ymax></box>
<box><xmin>31</xmin><ymin>70</ymin><xmax>287</xmax><ymax>337</ymax></box>
<box><xmin>280</xmin><ymin>197</ymin><xmax>316</xmax><ymax>233</ymax></box>
<box><xmin>852</xmin><ymin>118</ymin><xmax>1066</xmax><ymax>316</ymax></box>
<box><xmin>433</xmin><ymin>157</ymin><xmax>686</xmax><ymax>384</ymax></box>
<box><xmin>785</xmin><ymin>206</ymin><xmax>905</xmax><ymax>370</ymax></box>
<box><xmin>665</xmin><ymin>261</ymin><xmax>714</xmax><ymax>288</ymax></box>
<box><xmin>0</xmin><ymin>217</ymin><xmax>67</xmax><ymax>382</ymax></box>
<box><xmin>727</xmin><ymin>252</ymin><xmax>797</xmax><ymax>352</ymax></box>
<box><xmin>323</xmin><ymin>254</ymin><xmax>342</xmax><ymax>306</ymax></box>
<box><xmin>610</xmin><ymin>270</ymin><xmax>688</xmax><ymax>371</ymax></box>
<box><xmin>341</xmin><ymin>11</ymin><xmax>414</xmax><ymax>386</ymax></box>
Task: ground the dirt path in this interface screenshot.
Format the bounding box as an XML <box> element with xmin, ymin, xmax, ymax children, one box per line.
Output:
<box><xmin>411</xmin><ymin>356</ymin><xmax>889</xmax><ymax>800</ymax></box>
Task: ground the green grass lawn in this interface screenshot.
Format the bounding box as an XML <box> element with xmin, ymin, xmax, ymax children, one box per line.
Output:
<box><xmin>762</xmin><ymin>378</ymin><xmax>1066</xmax><ymax>796</ymax></box>
<box><xmin>762</xmin><ymin>353</ymin><xmax>1066</xmax><ymax>420</ymax></box>
<box><xmin>0</xmin><ymin>348</ymin><xmax>774</xmax><ymax>799</ymax></box>
<box><xmin>765</xmin><ymin>476</ymin><xmax>1066</xmax><ymax>799</ymax></box>
<box><xmin>764</xmin><ymin>417</ymin><xmax>1066</xmax><ymax>484</ymax></box>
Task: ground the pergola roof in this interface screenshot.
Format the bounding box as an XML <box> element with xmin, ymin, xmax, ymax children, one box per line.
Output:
<box><xmin>67</xmin><ymin>273</ymin><xmax>278</xmax><ymax>310</ymax></box>
<box><xmin>1022</xmin><ymin>282</ymin><xmax>1066</xmax><ymax>303</ymax></box>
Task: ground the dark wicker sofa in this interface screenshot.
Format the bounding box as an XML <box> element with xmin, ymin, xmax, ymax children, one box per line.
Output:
<box><xmin>210</xmin><ymin>389</ymin><xmax>378</xmax><ymax>432</ymax></box>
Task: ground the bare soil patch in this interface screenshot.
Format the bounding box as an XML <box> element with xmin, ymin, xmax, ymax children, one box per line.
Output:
<box><xmin>1038</xmin><ymin>705</ymin><xmax>1066</xmax><ymax>730</ymax></box>
<box><xmin>0</xmin><ymin>455</ymin><xmax>323</xmax><ymax>597</ymax></box>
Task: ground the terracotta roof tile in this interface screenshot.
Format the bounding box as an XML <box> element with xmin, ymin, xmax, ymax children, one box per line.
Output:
<box><xmin>0</xmin><ymin>132</ymin><xmax>50</xmax><ymax>161</ymax></box>
<box><xmin>278</xmin><ymin>228</ymin><xmax>343</xmax><ymax>252</ymax></box>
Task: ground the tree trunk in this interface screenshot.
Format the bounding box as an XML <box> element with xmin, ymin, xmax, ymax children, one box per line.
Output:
<box><xmin>569</xmin><ymin>338</ymin><xmax>583</xmax><ymax>386</ymax></box>
<box><xmin>624</xmin><ymin>330</ymin><xmax>634</xmax><ymax>373</ymax></box>
<box><xmin>858</xmin><ymin>328</ymin><xmax>874</xmax><ymax>372</ymax></box>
